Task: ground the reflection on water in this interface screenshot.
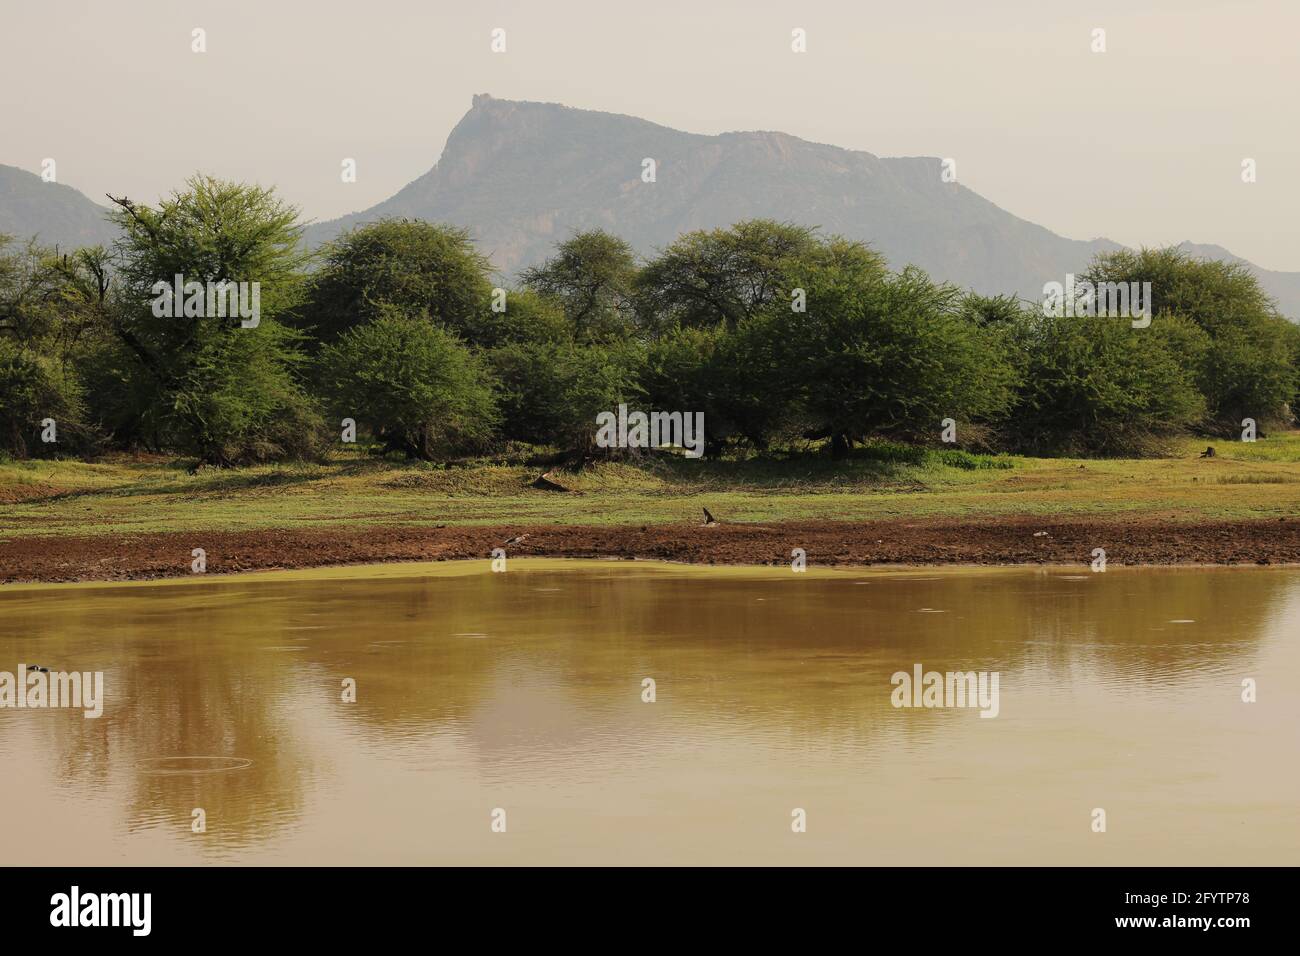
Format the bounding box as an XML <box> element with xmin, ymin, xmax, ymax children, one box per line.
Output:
<box><xmin>1</xmin><ymin>561</ymin><xmax>1296</xmax><ymax>865</ymax></box>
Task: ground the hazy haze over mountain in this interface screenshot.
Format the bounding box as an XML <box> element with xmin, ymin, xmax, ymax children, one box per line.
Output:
<box><xmin>0</xmin><ymin>164</ymin><xmax>116</xmax><ymax>250</ymax></box>
<box><xmin>304</xmin><ymin>95</ymin><xmax>1300</xmax><ymax>317</ymax></box>
<box><xmin>5</xmin><ymin>94</ymin><xmax>1300</xmax><ymax>317</ymax></box>
<box><xmin>5</xmin><ymin>0</ymin><xmax>1297</xmax><ymax>269</ymax></box>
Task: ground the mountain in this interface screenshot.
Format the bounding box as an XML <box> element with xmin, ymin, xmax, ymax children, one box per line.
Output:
<box><xmin>307</xmin><ymin>94</ymin><xmax>1300</xmax><ymax>318</ymax></box>
<box><xmin>4</xmin><ymin>100</ymin><xmax>1297</xmax><ymax>318</ymax></box>
<box><xmin>0</xmin><ymin>164</ymin><xmax>117</xmax><ymax>250</ymax></box>
<box><xmin>306</xmin><ymin>95</ymin><xmax>1121</xmax><ymax>299</ymax></box>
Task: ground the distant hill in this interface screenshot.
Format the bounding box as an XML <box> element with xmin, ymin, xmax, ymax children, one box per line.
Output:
<box><xmin>0</xmin><ymin>164</ymin><xmax>117</xmax><ymax>250</ymax></box>
<box><xmin>305</xmin><ymin>95</ymin><xmax>1123</xmax><ymax>300</ymax></box>
<box><xmin>306</xmin><ymin>94</ymin><xmax>1300</xmax><ymax>318</ymax></box>
<box><xmin>4</xmin><ymin>99</ymin><xmax>1297</xmax><ymax>318</ymax></box>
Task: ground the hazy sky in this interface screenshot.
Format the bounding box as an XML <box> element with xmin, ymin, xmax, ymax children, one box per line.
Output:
<box><xmin>3</xmin><ymin>0</ymin><xmax>1296</xmax><ymax>268</ymax></box>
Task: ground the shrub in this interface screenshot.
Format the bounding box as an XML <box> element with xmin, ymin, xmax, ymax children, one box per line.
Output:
<box><xmin>0</xmin><ymin>340</ymin><xmax>90</xmax><ymax>458</ymax></box>
<box><xmin>321</xmin><ymin>311</ymin><xmax>498</xmax><ymax>460</ymax></box>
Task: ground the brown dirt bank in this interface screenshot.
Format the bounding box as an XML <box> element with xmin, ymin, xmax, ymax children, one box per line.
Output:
<box><xmin>2</xmin><ymin>516</ymin><xmax>1299</xmax><ymax>584</ymax></box>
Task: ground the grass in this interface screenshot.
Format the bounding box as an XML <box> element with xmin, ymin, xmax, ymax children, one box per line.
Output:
<box><xmin>4</xmin><ymin>434</ymin><xmax>1300</xmax><ymax>539</ymax></box>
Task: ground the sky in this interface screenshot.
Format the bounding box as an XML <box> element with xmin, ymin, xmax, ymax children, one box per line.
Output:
<box><xmin>2</xmin><ymin>0</ymin><xmax>1296</xmax><ymax>269</ymax></box>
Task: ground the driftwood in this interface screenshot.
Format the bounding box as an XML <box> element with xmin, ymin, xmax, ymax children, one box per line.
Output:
<box><xmin>530</xmin><ymin>470</ymin><xmax>572</xmax><ymax>492</ymax></box>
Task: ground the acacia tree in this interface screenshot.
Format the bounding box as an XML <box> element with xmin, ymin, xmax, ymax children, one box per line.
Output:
<box><xmin>776</xmin><ymin>265</ymin><xmax>1017</xmax><ymax>457</ymax></box>
<box><xmin>301</xmin><ymin>219</ymin><xmax>495</xmax><ymax>345</ymax></box>
<box><xmin>473</xmin><ymin>288</ymin><xmax>571</xmax><ymax>349</ymax></box>
<box><xmin>320</xmin><ymin>308</ymin><xmax>498</xmax><ymax>460</ymax></box>
<box><xmin>0</xmin><ymin>339</ymin><xmax>85</xmax><ymax>457</ymax></box>
<box><xmin>0</xmin><ymin>236</ymin><xmax>51</xmax><ymax>346</ymax></box>
<box><xmin>1084</xmin><ymin>247</ymin><xmax>1294</xmax><ymax>433</ymax></box>
<box><xmin>105</xmin><ymin>176</ymin><xmax>322</xmax><ymax>464</ymax></box>
<box><xmin>520</xmin><ymin>230</ymin><xmax>639</xmax><ymax>342</ymax></box>
<box><xmin>488</xmin><ymin>339</ymin><xmax>642</xmax><ymax>456</ymax></box>
<box><xmin>1008</xmin><ymin>311</ymin><xmax>1207</xmax><ymax>455</ymax></box>
<box><xmin>636</xmin><ymin>220</ymin><xmax>821</xmax><ymax>332</ymax></box>
<box><xmin>0</xmin><ymin>237</ymin><xmax>109</xmax><ymax>456</ymax></box>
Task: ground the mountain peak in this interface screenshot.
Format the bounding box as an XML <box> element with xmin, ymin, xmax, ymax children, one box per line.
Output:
<box><xmin>308</xmin><ymin>98</ymin><xmax>1111</xmax><ymax>300</ymax></box>
<box><xmin>180</xmin><ymin>99</ymin><xmax>1300</xmax><ymax>319</ymax></box>
<box><xmin>5</xmin><ymin>99</ymin><xmax>1296</xmax><ymax>318</ymax></box>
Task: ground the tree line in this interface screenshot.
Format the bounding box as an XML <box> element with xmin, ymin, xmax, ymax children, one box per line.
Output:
<box><xmin>2</xmin><ymin>176</ymin><xmax>1298</xmax><ymax>465</ymax></box>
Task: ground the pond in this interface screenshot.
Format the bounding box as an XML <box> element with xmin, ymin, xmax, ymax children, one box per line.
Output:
<box><xmin>1</xmin><ymin>561</ymin><xmax>1295</xmax><ymax>865</ymax></box>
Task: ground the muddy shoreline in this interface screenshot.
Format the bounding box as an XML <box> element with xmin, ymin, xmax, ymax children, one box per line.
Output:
<box><xmin>2</xmin><ymin>516</ymin><xmax>1298</xmax><ymax>584</ymax></box>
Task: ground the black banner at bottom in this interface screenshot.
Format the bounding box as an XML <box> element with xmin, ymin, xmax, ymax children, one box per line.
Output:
<box><xmin>0</xmin><ymin>866</ymin><xmax>1285</xmax><ymax>941</ymax></box>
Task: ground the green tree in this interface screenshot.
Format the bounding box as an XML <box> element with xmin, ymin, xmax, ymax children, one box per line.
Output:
<box><xmin>640</xmin><ymin>322</ymin><xmax>801</xmax><ymax>453</ymax></box>
<box><xmin>1084</xmin><ymin>247</ymin><xmax>1293</xmax><ymax>432</ymax></box>
<box><xmin>487</xmin><ymin>340</ymin><xmax>642</xmax><ymax>454</ymax></box>
<box><xmin>637</xmin><ymin>220</ymin><xmax>830</xmax><ymax>331</ymax></box>
<box><xmin>783</xmin><ymin>266</ymin><xmax>1016</xmax><ymax>455</ymax></box>
<box><xmin>960</xmin><ymin>292</ymin><xmax>1026</xmax><ymax>326</ymax></box>
<box><xmin>321</xmin><ymin>310</ymin><xmax>498</xmax><ymax>460</ymax></box>
<box><xmin>521</xmin><ymin>230</ymin><xmax>639</xmax><ymax>342</ymax></box>
<box><xmin>1282</xmin><ymin>320</ymin><xmax>1300</xmax><ymax>425</ymax></box>
<box><xmin>475</xmin><ymin>287</ymin><xmax>572</xmax><ymax>349</ymax></box>
<box><xmin>0</xmin><ymin>236</ymin><xmax>55</xmax><ymax>347</ymax></box>
<box><xmin>302</xmin><ymin>219</ymin><xmax>495</xmax><ymax>345</ymax></box>
<box><xmin>105</xmin><ymin>176</ymin><xmax>324</xmax><ymax>463</ymax></box>
<box><xmin>38</xmin><ymin>246</ymin><xmax>156</xmax><ymax>449</ymax></box>
<box><xmin>640</xmin><ymin>325</ymin><xmax>727</xmax><ymax>451</ymax></box>
<box><xmin>1</xmin><ymin>239</ymin><xmax>114</xmax><ymax>456</ymax></box>
<box><xmin>1008</xmin><ymin>312</ymin><xmax>1207</xmax><ymax>455</ymax></box>
<box><xmin>0</xmin><ymin>338</ymin><xmax>86</xmax><ymax>457</ymax></box>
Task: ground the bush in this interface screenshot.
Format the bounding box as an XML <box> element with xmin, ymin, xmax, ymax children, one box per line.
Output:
<box><xmin>778</xmin><ymin>266</ymin><xmax>1018</xmax><ymax>455</ymax></box>
<box><xmin>1007</xmin><ymin>313</ymin><xmax>1207</xmax><ymax>456</ymax></box>
<box><xmin>0</xmin><ymin>340</ymin><xmax>91</xmax><ymax>458</ymax></box>
<box><xmin>487</xmin><ymin>340</ymin><xmax>642</xmax><ymax>454</ymax></box>
<box><xmin>473</xmin><ymin>288</ymin><xmax>572</xmax><ymax>349</ymax></box>
<box><xmin>321</xmin><ymin>311</ymin><xmax>498</xmax><ymax>460</ymax></box>
<box><xmin>1085</xmin><ymin>247</ymin><xmax>1294</xmax><ymax>431</ymax></box>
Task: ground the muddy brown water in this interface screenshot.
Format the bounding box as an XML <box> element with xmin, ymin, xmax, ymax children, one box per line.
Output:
<box><xmin>1</xmin><ymin>560</ymin><xmax>1296</xmax><ymax>864</ymax></box>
